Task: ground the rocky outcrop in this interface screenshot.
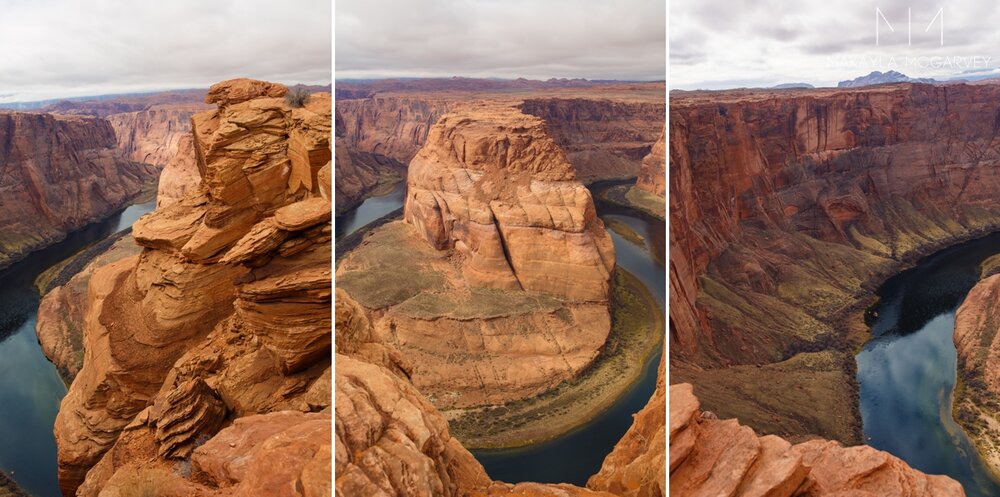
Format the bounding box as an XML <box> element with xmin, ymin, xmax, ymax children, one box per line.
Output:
<box><xmin>106</xmin><ymin>103</ymin><xmax>209</xmax><ymax>167</ymax></box>
<box><xmin>337</xmin><ymin>105</ymin><xmax>615</xmax><ymax>411</ymax></box>
<box><xmin>635</xmin><ymin>127</ymin><xmax>665</xmax><ymax>198</ymax></box>
<box><xmin>520</xmin><ymin>98</ymin><xmax>664</xmax><ymax>181</ymax></box>
<box><xmin>404</xmin><ymin>104</ymin><xmax>615</xmax><ymax>300</ymax></box>
<box><xmin>588</xmin><ymin>354</ymin><xmax>665</xmax><ymax>497</ymax></box>
<box><xmin>49</xmin><ymin>78</ymin><xmax>332</xmax><ymax>497</ymax></box>
<box><xmin>953</xmin><ymin>273</ymin><xmax>1000</xmax><ymax>479</ymax></box>
<box><xmin>155</xmin><ymin>134</ymin><xmax>200</xmax><ymax>208</ymax></box>
<box><xmin>0</xmin><ymin>112</ymin><xmax>157</xmax><ymax>269</ymax></box>
<box><xmin>670</xmin><ymin>84</ymin><xmax>1000</xmax><ymax>441</ymax></box>
<box><xmin>670</xmin><ymin>383</ymin><xmax>965</xmax><ymax>497</ymax></box>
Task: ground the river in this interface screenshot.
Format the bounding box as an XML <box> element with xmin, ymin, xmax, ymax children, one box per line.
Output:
<box><xmin>333</xmin><ymin>179</ymin><xmax>665</xmax><ymax>487</ymax></box>
<box><xmin>0</xmin><ymin>198</ymin><xmax>155</xmax><ymax>497</ymax></box>
<box><xmin>857</xmin><ymin>232</ymin><xmax>1000</xmax><ymax>497</ymax></box>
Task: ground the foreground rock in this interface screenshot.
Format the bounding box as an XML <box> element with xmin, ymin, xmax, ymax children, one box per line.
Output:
<box><xmin>335</xmin><ymin>286</ymin><xmax>656</xmax><ymax>497</ymax></box>
<box><xmin>670</xmin><ymin>383</ymin><xmax>965</xmax><ymax>497</ymax></box>
<box><xmin>954</xmin><ymin>273</ymin><xmax>1000</xmax><ymax>480</ymax></box>
<box><xmin>49</xmin><ymin>78</ymin><xmax>332</xmax><ymax>496</ymax></box>
<box><xmin>0</xmin><ymin>112</ymin><xmax>157</xmax><ymax>269</ymax></box>
<box><xmin>338</xmin><ymin>104</ymin><xmax>615</xmax><ymax>412</ymax></box>
<box><xmin>670</xmin><ymin>84</ymin><xmax>1000</xmax><ymax>443</ymax></box>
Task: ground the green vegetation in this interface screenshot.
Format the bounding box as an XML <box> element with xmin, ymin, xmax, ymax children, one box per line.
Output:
<box><xmin>285</xmin><ymin>88</ymin><xmax>310</xmax><ymax>108</ymax></box>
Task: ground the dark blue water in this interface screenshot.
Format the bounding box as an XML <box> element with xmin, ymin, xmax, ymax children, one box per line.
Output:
<box><xmin>0</xmin><ymin>199</ymin><xmax>155</xmax><ymax>497</ymax></box>
<box><xmin>472</xmin><ymin>182</ymin><xmax>665</xmax><ymax>485</ymax></box>
<box><xmin>858</xmin><ymin>232</ymin><xmax>1000</xmax><ymax>497</ymax></box>
<box><xmin>334</xmin><ymin>182</ymin><xmax>406</xmax><ymax>241</ymax></box>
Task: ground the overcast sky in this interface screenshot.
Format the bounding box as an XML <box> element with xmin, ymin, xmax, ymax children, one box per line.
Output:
<box><xmin>672</xmin><ymin>0</ymin><xmax>1000</xmax><ymax>89</ymax></box>
<box><xmin>335</xmin><ymin>0</ymin><xmax>666</xmax><ymax>81</ymax></box>
<box><xmin>0</xmin><ymin>0</ymin><xmax>331</xmax><ymax>104</ymax></box>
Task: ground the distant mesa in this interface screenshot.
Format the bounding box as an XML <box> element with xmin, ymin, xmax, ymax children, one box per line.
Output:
<box><xmin>772</xmin><ymin>83</ymin><xmax>815</xmax><ymax>89</ymax></box>
<box><xmin>838</xmin><ymin>70</ymin><xmax>936</xmax><ymax>88</ymax></box>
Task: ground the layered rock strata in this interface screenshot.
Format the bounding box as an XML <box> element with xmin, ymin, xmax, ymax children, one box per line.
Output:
<box><xmin>334</xmin><ymin>109</ymin><xmax>405</xmax><ymax>214</ymax></box>
<box><xmin>106</xmin><ymin>103</ymin><xmax>210</xmax><ymax>167</ymax></box>
<box><xmin>670</xmin><ymin>84</ymin><xmax>1000</xmax><ymax>442</ymax></box>
<box><xmin>47</xmin><ymin>78</ymin><xmax>332</xmax><ymax>497</ymax></box>
<box><xmin>335</xmin><ymin>285</ymin><xmax>655</xmax><ymax>497</ymax></box>
<box><xmin>337</xmin><ymin>104</ymin><xmax>615</xmax><ymax>410</ymax></box>
<box><xmin>954</xmin><ymin>272</ymin><xmax>1000</xmax><ymax>479</ymax></box>
<box><xmin>635</xmin><ymin>127</ymin><xmax>665</xmax><ymax>198</ymax></box>
<box><xmin>670</xmin><ymin>383</ymin><xmax>965</xmax><ymax>497</ymax></box>
<box><xmin>0</xmin><ymin>112</ymin><xmax>157</xmax><ymax>268</ymax></box>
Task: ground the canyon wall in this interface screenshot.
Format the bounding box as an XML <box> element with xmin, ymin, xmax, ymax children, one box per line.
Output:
<box><xmin>520</xmin><ymin>98</ymin><xmax>664</xmax><ymax>181</ymax></box>
<box><xmin>0</xmin><ymin>112</ymin><xmax>157</xmax><ymax>269</ymax></box>
<box><xmin>44</xmin><ymin>79</ymin><xmax>332</xmax><ymax>497</ymax></box>
<box><xmin>635</xmin><ymin>127</ymin><xmax>665</xmax><ymax>197</ymax></box>
<box><xmin>670</xmin><ymin>84</ymin><xmax>1000</xmax><ymax>442</ymax></box>
<box><xmin>333</xmin><ymin>109</ymin><xmax>405</xmax><ymax>214</ymax></box>
<box><xmin>337</xmin><ymin>104</ymin><xmax>615</xmax><ymax>410</ymax></box>
<box><xmin>954</xmin><ymin>271</ymin><xmax>1000</xmax><ymax>480</ymax></box>
<box><xmin>106</xmin><ymin>103</ymin><xmax>209</xmax><ymax>167</ymax></box>
<box><xmin>670</xmin><ymin>383</ymin><xmax>965</xmax><ymax>496</ymax></box>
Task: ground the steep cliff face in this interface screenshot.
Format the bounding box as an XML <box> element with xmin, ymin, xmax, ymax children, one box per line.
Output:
<box><xmin>336</xmin><ymin>96</ymin><xmax>454</xmax><ymax>164</ymax></box>
<box><xmin>337</xmin><ymin>104</ymin><xmax>615</xmax><ymax>412</ymax></box>
<box><xmin>333</xmin><ymin>109</ymin><xmax>405</xmax><ymax>214</ymax></box>
<box><xmin>954</xmin><ymin>273</ymin><xmax>1000</xmax><ymax>479</ymax></box>
<box><xmin>670</xmin><ymin>383</ymin><xmax>965</xmax><ymax>497</ymax></box>
<box><xmin>670</xmin><ymin>84</ymin><xmax>1000</xmax><ymax>441</ymax></box>
<box><xmin>635</xmin><ymin>127</ymin><xmax>665</xmax><ymax>198</ymax></box>
<box><xmin>520</xmin><ymin>98</ymin><xmax>664</xmax><ymax>181</ymax></box>
<box><xmin>0</xmin><ymin>112</ymin><xmax>157</xmax><ymax>269</ymax></box>
<box><xmin>48</xmin><ymin>79</ymin><xmax>332</xmax><ymax>497</ymax></box>
<box><xmin>106</xmin><ymin>103</ymin><xmax>209</xmax><ymax>167</ymax></box>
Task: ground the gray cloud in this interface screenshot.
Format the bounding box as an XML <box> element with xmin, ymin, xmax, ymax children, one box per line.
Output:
<box><xmin>672</xmin><ymin>0</ymin><xmax>1000</xmax><ymax>89</ymax></box>
<box><xmin>335</xmin><ymin>0</ymin><xmax>666</xmax><ymax>80</ymax></box>
<box><xmin>0</xmin><ymin>0</ymin><xmax>331</xmax><ymax>103</ymax></box>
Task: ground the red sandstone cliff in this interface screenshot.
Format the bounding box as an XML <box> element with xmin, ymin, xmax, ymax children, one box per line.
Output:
<box><xmin>670</xmin><ymin>84</ymin><xmax>1000</xmax><ymax>441</ymax></box>
<box><xmin>45</xmin><ymin>79</ymin><xmax>332</xmax><ymax>497</ymax></box>
<box><xmin>105</xmin><ymin>103</ymin><xmax>210</xmax><ymax>167</ymax></box>
<box><xmin>635</xmin><ymin>127</ymin><xmax>665</xmax><ymax>198</ymax></box>
<box><xmin>670</xmin><ymin>383</ymin><xmax>965</xmax><ymax>496</ymax></box>
<box><xmin>337</xmin><ymin>104</ymin><xmax>616</xmax><ymax>411</ymax></box>
<box><xmin>0</xmin><ymin>112</ymin><xmax>157</xmax><ymax>269</ymax></box>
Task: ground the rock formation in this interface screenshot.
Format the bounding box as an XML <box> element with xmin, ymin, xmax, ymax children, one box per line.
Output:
<box><xmin>635</xmin><ymin>127</ymin><xmax>665</xmax><ymax>198</ymax></box>
<box><xmin>670</xmin><ymin>383</ymin><xmax>965</xmax><ymax>497</ymax></box>
<box><xmin>0</xmin><ymin>112</ymin><xmax>157</xmax><ymax>269</ymax></box>
<box><xmin>670</xmin><ymin>84</ymin><xmax>1000</xmax><ymax>442</ymax></box>
<box><xmin>46</xmin><ymin>78</ymin><xmax>332</xmax><ymax>497</ymax></box>
<box><xmin>334</xmin><ymin>109</ymin><xmax>405</xmax><ymax>214</ymax></box>
<box><xmin>337</xmin><ymin>104</ymin><xmax>615</xmax><ymax>410</ymax></box>
<box><xmin>335</xmin><ymin>283</ymin><xmax>656</xmax><ymax>497</ymax></box>
<box><xmin>954</xmin><ymin>272</ymin><xmax>1000</xmax><ymax>479</ymax></box>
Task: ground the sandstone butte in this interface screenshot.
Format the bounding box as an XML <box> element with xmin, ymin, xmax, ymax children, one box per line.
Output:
<box><xmin>0</xmin><ymin>112</ymin><xmax>158</xmax><ymax>269</ymax></box>
<box><xmin>334</xmin><ymin>81</ymin><xmax>664</xmax><ymax>212</ymax></box>
<box><xmin>669</xmin><ymin>83</ymin><xmax>1000</xmax><ymax>443</ymax></box>
<box><xmin>669</xmin><ymin>383</ymin><xmax>965</xmax><ymax>497</ymax></box>
<box><xmin>37</xmin><ymin>78</ymin><xmax>333</xmax><ymax>497</ymax></box>
<box><xmin>336</xmin><ymin>103</ymin><xmax>618</xmax><ymax>411</ymax></box>
<box><xmin>954</xmin><ymin>271</ymin><xmax>1000</xmax><ymax>480</ymax></box>
<box><xmin>336</xmin><ymin>286</ymin><xmax>664</xmax><ymax>497</ymax></box>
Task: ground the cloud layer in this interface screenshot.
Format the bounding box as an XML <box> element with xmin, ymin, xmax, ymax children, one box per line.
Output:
<box><xmin>0</xmin><ymin>0</ymin><xmax>331</xmax><ymax>103</ymax></box>
<box><xmin>672</xmin><ymin>0</ymin><xmax>1000</xmax><ymax>89</ymax></box>
<box><xmin>336</xmin><ymin>0</ymin><xmax>666</xmax><ymax>81</ymax></box>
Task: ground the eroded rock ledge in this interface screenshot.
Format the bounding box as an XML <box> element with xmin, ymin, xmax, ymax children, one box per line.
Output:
<box><xmin>670</xmin><ymin>382</ymin><xmax>965</xmax><ymax>497</ymax></box>
<box><xmin>44</xmin><ymin>78</ymin><xmax>332</xmax><ymax>497</ymax></box>
<box><xmin>337</xmin><ymin>104</ymin><xmax>615</xmax><ymax>412</ymax></box>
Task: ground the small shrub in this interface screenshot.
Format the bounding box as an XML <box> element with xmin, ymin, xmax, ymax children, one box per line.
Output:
<box><xmin>285</xmin><ymin>88</ymin><xmax>311</xmax><ymax>108</ymax></box>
